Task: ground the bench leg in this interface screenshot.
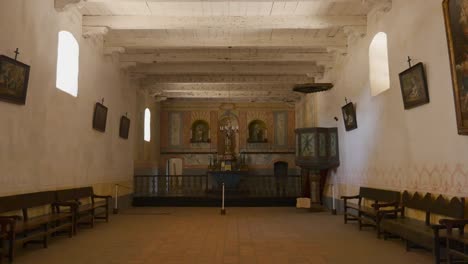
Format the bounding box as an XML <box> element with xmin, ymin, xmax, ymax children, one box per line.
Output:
<box><xmin>43</xmin><ymin>226</ymin><xmax>48</xmax><ymax>249</ymax></box>
<box><xmin>43</xmin><ymin>236</ymin><xmax>48</xmax><ymax>249</ymax></box>
<box><xmin>0</xmin><ymin>237</ymin><xmax>3</xmax><ymax>264</ymax></box>
<box><xmin>69</xmin><ymin>215</ymin><xmax>74</xmax><ymax>237</ymax></box>
<box><xmin>358</xmin><ymin>212</ymin><xmax>362</xmax><ymax>230</ymax></box>
<box><xmin>406</xmin><ymin>240</ymin><xmax>411</xmax><ymax>252</ymax></box>
<box><xmin>91</xmin><ymin>211</ymin><xmax>95</xmax><ymax>228</ymax></box>
<box><xmin>344</xmin><ymin>206</ymin><xmax>348</xmax><ymax>224</ymax></box>
<box><xmin>73</xmin><ymin>222</ymin><xmax>77</xmax><ymax>235</ymax></box>
<box><xmin>68</xmin><ymin>222</ymin><xmax>73</xmax><ymax>238</ymax></box>
<box><xmin>447</xmin><ymin>251</ymin><xmax>453</xmax><ymax>264</ymax></box>
<box><xmin>105</xmin><ymin>205</ymin><xmax>109</xmax><ymax>223</ymax></box>
<box><xmin>8</xmin><ymin>237</ymin><xmax>14</xmax><ymax>263</ymax></box>
<box><xmin>433</xmin><ymin>240</ymin><xmax>441</xmax><ymax>264</ymax></box>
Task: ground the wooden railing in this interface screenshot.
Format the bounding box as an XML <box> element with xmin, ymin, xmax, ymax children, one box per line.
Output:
<box><xmin>243</xmin><ymin>175</ymin><xmax>302</xmax><ymax>197</ymax></box>
<box><xmin>134</xmin><ymin>175</ymin><xmax>208</xmax><ymax>197</ymax></box>
<box><xmin>134</xmin><ymin>174</ymin><xmax>302</xmax><ymax>198</ymax></box>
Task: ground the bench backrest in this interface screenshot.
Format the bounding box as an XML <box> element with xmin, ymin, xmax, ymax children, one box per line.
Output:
<box><xmin>431</xmin><ymin>195</ymin><xmax>464</xmax><ymax>219</ymax></box>
<box><xmin>402</xmin><ymin>191</ymin><xmax>432</xmax><ymax>211</ymax></box>
<box><xmin>75</xmin><ymin>187</ymin><xmax>94</xmax><ymax>199</ymax></box>
<box><xmin>359</xmin><ymin>187</ymin><xmax>400</xmax><ymax>203</ymax></box>
<box><xmin>0</xmin><ymin>191</ymin><xmax>56</xmax><ymax>214</ymax></box>
<box><xmin>401</xmin><ymin>191</ymin><xmax>465</xmax><ymax>224</ymax></box>
<box><xmin>56</xmin><ymin>187</ymin><xmax>94</xmax><ymax>202</ymax></box>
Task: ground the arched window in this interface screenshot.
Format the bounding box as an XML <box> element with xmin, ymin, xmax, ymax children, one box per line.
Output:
<box><xmin>369</xmin><ymin>32</ymin><xmax>390</xmax><ymax>96</ymax></box>
<box><xmin>56</xmin><ymin>31</ymin><xmax>79</xmax><ymax>97</ymax></box>
<box><xmin>144</xmin><ymin>108</ymin><xmax>151</xmax><ymax>142</ymax></box>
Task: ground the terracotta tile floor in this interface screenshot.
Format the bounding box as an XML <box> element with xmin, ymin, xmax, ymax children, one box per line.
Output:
<box><xmin>13</xmin><ymin>207</ymin><xmax>432</xmax><ymax>264</ymax></box>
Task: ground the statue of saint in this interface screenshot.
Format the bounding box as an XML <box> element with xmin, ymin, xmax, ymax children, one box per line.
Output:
<box><xmin>253</xmin><ymin>124</ymin><xmax>263</xmax><ymax>141</ymax></box>
<box><xmin>224</xmin><ymin>130</ymin><xmax>233</xmax><ymax>154</ymax></box>
<box><xmin>195</xmin><ymin>124</ymin><xmax>204</xmax><ymax>141</ymax></box>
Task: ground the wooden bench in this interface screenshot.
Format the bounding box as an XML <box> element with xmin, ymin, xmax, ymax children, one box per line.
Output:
<box><xmin>55</xmin><ymin>187</ymin><xmax>111</xmax><ymax>234</ymax></box>
<box><xmin>439</xmin><ymin>219</ymin><xmax>468</xmax><ymax>264</ymax></box>
<box><xmin>0</xmin><ymin>221</ymin><xmax>11</xmax><ymax>264</ymax></box>
<box><xmin>379</xmin><ymin>191</ymin><xmax>465</xmax><ymax>264</ymax></box>
<box><xmin>0</xmin><ymin>191</ymin><xmax>73</xmax><ymax>263</ymax></box>
<box><xmin>341</xmin><ymin>187</ymin><xmax>400</xmax><ymax>233</ymax></box>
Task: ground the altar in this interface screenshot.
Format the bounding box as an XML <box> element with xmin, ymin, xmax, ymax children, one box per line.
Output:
<box><xmin>207</xmin><ymin>113</ymin><xmax>249</xmax><ymax>191</ymax></box>
<box><xmin>208</xmin><ymin>170</ymin><xmax>249</xmax><ymax>190</ymax></box>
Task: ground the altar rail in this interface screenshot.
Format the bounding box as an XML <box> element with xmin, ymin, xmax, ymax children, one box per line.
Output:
<box><xmin>134</xmin><ymin>174</ymin><xmax>302</xmax><ymax>198</ymax></box>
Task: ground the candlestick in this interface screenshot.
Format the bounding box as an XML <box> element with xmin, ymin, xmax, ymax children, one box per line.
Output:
<box><xmin>332</xmin><ymin>184</ymin><xmax>337</xmax><ymax>215</ymax></box>
<box><xmin>221</xmin><ymin>183</ymin><xmax>226</xmax><ymax>215</ymax></box>
<box><xmin>114</xmin><ymin>185</ymin><xmax>119</xmax><ymax>214</ymax></box>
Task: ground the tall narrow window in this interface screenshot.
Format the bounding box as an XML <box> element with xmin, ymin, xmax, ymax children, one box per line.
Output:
<box><xmin>144</xmin><ymin>108</ymin><xmax>151</xmax><ymax>142</ymax></box>
<box><xmin>56</xmin><ymin>31</ymin><xmax>79</xmax><ymax>97</ymax></box>
<box><xmin>369</xmin><ymin>32</ymin><xmax>390</xmax><ymax>96</ymax></box>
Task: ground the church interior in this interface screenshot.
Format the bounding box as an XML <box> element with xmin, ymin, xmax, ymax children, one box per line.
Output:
<box><xmin>1</xmin><ymin>0</ymin><xmax>468</xmax><ymax>263</ymax></box>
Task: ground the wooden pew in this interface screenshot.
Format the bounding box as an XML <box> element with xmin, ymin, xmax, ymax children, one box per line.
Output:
<box><xmin>0</xmin><ymin>191</ymin><xmax>73</xmax><ymax>262</ymax></box>
<box><xmin>341</xmin><ymin>187</ymin><xmax>401</xmax><ymax>232</ymax></box>
<box><xmin>0</xmin><ymin>219</ymin><xmax>12</xmax><ymax>264</ymax></box>
<box><xmin>379</xmin><ymin>191</ymin><xmax>465</xmax><ymax>264</ymax></box>
<box><xmin>55</xmin><ymin>187</ymin><xmax>111</xmax><ymax>234</ymax></box>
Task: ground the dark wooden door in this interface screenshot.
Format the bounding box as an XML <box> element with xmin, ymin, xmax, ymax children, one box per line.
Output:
<box><xmin>274</xmin><ymin>162</ymin><xmax>288</xmax><ymax>196</ymax></box>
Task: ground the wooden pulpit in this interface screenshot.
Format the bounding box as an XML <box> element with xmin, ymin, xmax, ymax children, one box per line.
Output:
<box><xmin>295</xmin><ymin>127</ymin><xmax>340</xmax><ymax>207</ymax></box>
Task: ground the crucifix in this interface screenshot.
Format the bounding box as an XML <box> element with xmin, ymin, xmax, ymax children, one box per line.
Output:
<box><xmin>407</xmin><ymin>56</ymin><xmax>413</xmax><ymax>68</ymax></box>
<box><xmin>14</xmin><ymin>48</ymin><xmax>20</xmax><ymax>61</ymax></box>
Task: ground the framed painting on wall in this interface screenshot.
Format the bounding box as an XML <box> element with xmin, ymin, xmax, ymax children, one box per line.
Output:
<box><xmin>190</xmin><ymin>120</ymin><xmax>210</xmax><ymax>143</ymax></box>
<box><xmin>399</xmin><ymin>62</ymin><xmax>430</xmax><ymax>109</ymax></box>
<box><xmin>341</xmin><ymin>102</ymin><xmax>357</xmax><ymax>131</ymax></box>
<box><xmin>93</xmin><ymin>102</ymin><xmax>108</xmax><ymax>132</ymax></box>
<box><xmin>0</xmin><ymin>55</ymin><xmax>30</xmax><ymax>105</ymax></box>
<box><xmin>247</xmin><ymin>120</ymin><xmax>268</xmax><ymax>143</ymax></box>
<box><xmin>443</xmin><ymin>0</ymin><xmax>468</xmax><ymax>135</ymax></box>
<box><xmin>119</xmin><ymin>115</ymin><xmax>130</xmax><ymax>139</ymax></box>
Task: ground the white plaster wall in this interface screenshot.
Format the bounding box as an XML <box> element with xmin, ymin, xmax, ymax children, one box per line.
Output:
<box><xmin>0</xmin><ymin>1</ymin><xmax>136</xmax><ymax>195</ymax></box>
<box><xmin>134</xmin><ymin>90</ymin><xmax>160</xmax><ymax>175</ymax></box>
<box><xmin>317</xmin><ymin>0</ymin><xmax>468</xmax><ymax>196</ymax></box>
<box><xmin>296</xmin><ymin>94</ymin><xmax>317</xmax><ymax>128</ymax></box>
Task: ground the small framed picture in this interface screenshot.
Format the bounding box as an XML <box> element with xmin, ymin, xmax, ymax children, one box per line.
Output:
<box><xmin>0</xmin><ymin>55</ymin><xmax>30</xmax><ymax>105</ymax></box>
<box><xmin>399</xmin><ymin>62</ymin><xmax>429</xmax><ymax>109</ymax></box>
<box><xmin>92</xmin><ymin>102</ymin><xmax>108</xmax><ymax>132</ymax></box>
<box><xmin>119</xmin><ymin>116</ymin><xmax>130</xmax><ymax>139</ymax></box>
<box><xmin>342</xmin><ymin>102</ymin><xmax>357</xmax><ymax>131</ymax></box>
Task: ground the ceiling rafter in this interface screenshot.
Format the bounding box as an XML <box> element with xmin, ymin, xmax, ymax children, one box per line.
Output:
<box><xmin>83</xmin><ymin>15</ymin><xmax>366</xmax><ymax>30</ymax></box>
<box><xmin>53</xmin><ymin>0</ymin><xmax>394</xmax><ymax>102</ymax></box>
<box><xmin>141</xmin><ymin>74</ymin><xmax>315</xmax><ymax>84</ymax></box>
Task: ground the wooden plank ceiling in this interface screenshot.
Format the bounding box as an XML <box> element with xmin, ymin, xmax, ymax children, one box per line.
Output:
<box><xmin>57</xmin><ymin>0</ymin><xmax>391</xmax><ymax>102</ymax></box>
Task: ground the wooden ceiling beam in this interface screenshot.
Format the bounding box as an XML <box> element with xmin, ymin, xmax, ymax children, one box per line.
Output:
<box><xmin>105</xmin><ymin>35</ymin><xmax>347</xmax><ymax>49</ymax></box>
<box><xmin>131</xmin><ymin>62</ymin><xmax>322</xmax><ymax>75</ymax></box>
<box><xmin>151</xmin><ymin>90</ymin><xmax>301</xmax><ymax>100</ymax></box>
<box><xmin>141</xmin><ymin>74</ymin><xmax>315</xmax><ymax>84</ymax></box>
<box><xmin>83</xmin><ymin>0</ymin><xmax>362</xmax><ymax>2</ymax></box>
<box><xmin>146</xmin><ymin>83</ymin><xmax>298</xmax><ymax>92</ymax></box>
<box><xmin>83</xmin><ymin>15</ymin><xmax>366</xmax><ymax>30</ymax></box>
<box><xmin>120</xmin><ymin>49</ymin><xmax>333</xmax><ymax>63</ymax></box>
